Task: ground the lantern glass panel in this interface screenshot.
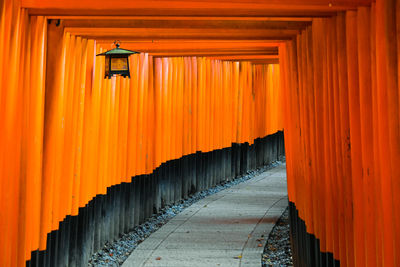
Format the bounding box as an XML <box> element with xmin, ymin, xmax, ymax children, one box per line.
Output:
<box><xmin>111</xmin><ymin>57</ymin><xmax>128</xmax><ymax>71</ymax></box>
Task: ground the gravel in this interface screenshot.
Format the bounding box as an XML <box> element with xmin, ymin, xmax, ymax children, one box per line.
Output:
<box><xmin>262</xmin><ymin>207</ymin><xmax>293</xmax><ymax>267</ymax></box>
<box><xmin>88</xmin><ymin>160</ymin><xmax>285</xmax><ymax>266</ymax></box>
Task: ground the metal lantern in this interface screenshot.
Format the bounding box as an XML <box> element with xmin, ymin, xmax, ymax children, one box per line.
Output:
<box><xmin>96</xmin><ymin>41</ymin><xmax>139</xmax><ymax>79</ymax></box>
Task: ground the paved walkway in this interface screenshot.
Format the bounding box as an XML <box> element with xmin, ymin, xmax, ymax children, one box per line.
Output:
<box><xmin>123</xmin><ymin>164</ymin><xmax>288</xmax><ymax>267</ymax></box>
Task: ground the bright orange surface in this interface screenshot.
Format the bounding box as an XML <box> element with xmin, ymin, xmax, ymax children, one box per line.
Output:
<box><xmin>281</xmin><ymin>3</ymin><xmax>400</xmax><ymax>266</ymax></box>
<box><xmin>1</xmin><ymin>0</ymin><xmax>400</xmax><ymax>266</ymax></box>
<box><xmin>0</xmin><ymin>1</ymin><xmax>283</xmax><ymax>264</ymax></box>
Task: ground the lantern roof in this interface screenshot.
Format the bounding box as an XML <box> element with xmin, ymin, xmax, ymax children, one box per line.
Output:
<box><xmin>96</xmin><ymin>43</ymin><xmax>139</xmax><ymax>56</ymax></box>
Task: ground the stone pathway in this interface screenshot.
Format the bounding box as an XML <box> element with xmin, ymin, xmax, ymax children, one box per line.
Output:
<box><xmin>122</xmin><ymin>164</ymin><xmax>288</xmax><ymax>267</ymax></box>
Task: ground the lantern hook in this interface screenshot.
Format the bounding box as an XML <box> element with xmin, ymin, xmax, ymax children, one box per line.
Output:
<box><xmin>114</xmin><ymin>40</ymin><xmax>121</xmax><ymax>48</ymax></box>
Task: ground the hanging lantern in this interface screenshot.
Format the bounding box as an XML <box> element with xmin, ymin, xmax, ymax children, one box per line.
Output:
<box><xmin>96</xmin><ymin>41</ymin><xmax>139</xmax><ymax>79</ymax></box>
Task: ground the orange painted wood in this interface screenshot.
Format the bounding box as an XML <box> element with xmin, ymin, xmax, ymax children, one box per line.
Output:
<box><xmin>64</xmin><ymin>27</ymin><xmax>299</xmax><ymax>40</ymax></box>
<box><xmin>356</xmin><ymin>7</ymin><xmax>378</xmax><ymax>266</ymax></box>
<box><xmin>336</xmin><ymin>13</ymin><xmax>354</xmax><ymax>267</ymax></box>
<box><xmin>62</xmin><ymin>18</ymin><xmax>311</xmax><ymax>31</ymax></box>
<box><xmin>369</xmin><ymin>4</ymin><xmax>384</xmax><ymax>266</ymax></box>
<box><xmin>22</xmin><ymin>0</ymin><xmax>372</xmax><ymax>9</ymax></box>
<box><xmin>378</xmin><ymin>1</ymin><xmax>400</xmax><ymax>266</ymax></box>
<box><xmin>22</xmin><ymin>0</ymin><xmax>371</xmax><ymax>17</ymax></box>
<box><xmin>375</xmin><ymin>0</ymin><xmax>395</xmax><ymax>265</ymax></box>
<box><xmin>3</xmin><ymin>0</ymin><xmax>400</xmax><ymax>266</ymax></box>
<box><xmin>329</xmin><ymin>16</ymin><xmax>346</xmax><ymax>261</ymax></box>
<box><xmin>311</xmin><ymin>18</ymin><xmax>327</xmax><ymax>252</ymax></box>
<box><xmin>279</xmin><ymin>4</ymin><xmax>400</xmax><ymax>266</ymax></box>
<box><xmin>346</xmin><ymin>11</ymin><xmax>366</xmax><ymax>267</ymax></box>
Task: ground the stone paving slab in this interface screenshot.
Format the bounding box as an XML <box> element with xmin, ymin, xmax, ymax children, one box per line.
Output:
<box><xmin>122</xmin><ymin>164</ymin><xmax>287</xmax><ymax>267</ymax></box>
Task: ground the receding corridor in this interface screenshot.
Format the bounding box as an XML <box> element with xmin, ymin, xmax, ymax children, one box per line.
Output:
<box><xmin>123</xmin><ymin>164</ymin><xmax>287</xmax><ymax>267</ymax></box>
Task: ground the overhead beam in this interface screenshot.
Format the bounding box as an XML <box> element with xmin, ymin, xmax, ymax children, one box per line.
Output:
<box><xmin>26</xmin><ymin>9</ymin><xmax>340</xmax><ymax>17</ymax></box>
<box><xmin>146</xmin><ymin>51</ymin><xmax>278</xmax><ymax>57</ymax></box>
<box><xmin>61</xmin><ymin>19</ymin><xmax>311</xmax><ymax>30</ymax></box>
<box><xmin>23</xmin><ymin>0</ymin><xmax>372</xmax><ymax>9</ymax></box>
<box><xmin>47</xmin><ymin>16</ymin><xmax>314</xmax><ymax>21</ymax></box>
<box><xmin>66</xmin><ymin>27</ymin><xmax>299</xmax><ymax>40</ymax></box>
<box><xmin>96</xmin><ymin>41</ymin><xmax>280</xmax><ymax>52</ymax></box>
<box><xmin>96</xmin><ymin>41</ymin><xmax>280</xmax><ymax>57</ymax></box>
<box><xmin>98</xmin><ymin>39</ymin><xmax>281</xmax><ymax>43</ymax></box>
<box><xmin>208</xmin><ymin>55</ymin><xmax>279</xmax><ymax>63</ymax></box>
<box><xmin>208</xmin><ymin>55</ymin><xmax>279</xmax><ymax>60</ymax></box>
<box><xmin>153</xmin><ymin>54</ymin><xmax>279</xmax><ymax>64</ymax></box>
<box><xmin>24</xmin><ymin>0</ymin><xmax>372</xmax><ymax>17</ymax></box>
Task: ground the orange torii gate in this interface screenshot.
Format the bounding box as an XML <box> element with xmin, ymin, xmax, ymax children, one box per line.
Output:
<box><xmin>1</xmin><ymin>0</ymin><xmax>400</xmax><ymax>266</ymax></box>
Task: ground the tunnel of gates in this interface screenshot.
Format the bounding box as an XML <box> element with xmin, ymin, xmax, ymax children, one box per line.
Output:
<box><xmin>0</xmin><ymin>1</ymin><xmax>285</xmax><ymax>266</ymax></box>
<box><xmin>1</xmin><ymin>0</ymin><xmax>400</xmax><ymax>266</ymax></box>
